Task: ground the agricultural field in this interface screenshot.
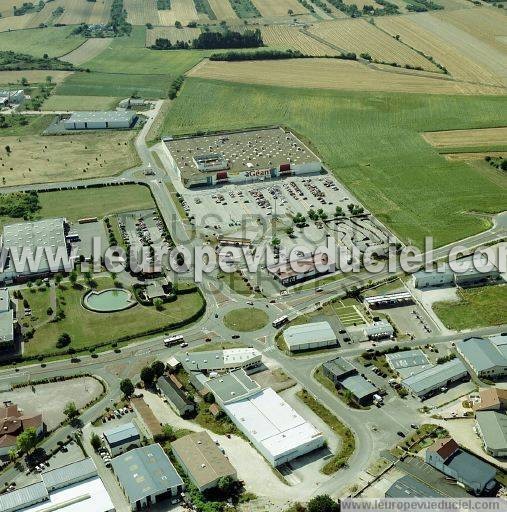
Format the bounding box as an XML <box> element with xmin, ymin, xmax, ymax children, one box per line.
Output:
<box><xmin>0</xmin><ymin>122</ymin><xmax>140</xmax><ymax>187</ymax></box>
<box><xmin>0</xmin><ymin>0</ymin><xmax>17</xmax><ymax>18</ymax></box>
<box><xmin>307</xmin><ymin>19</ymin><xmax>440</xmax><ymax>71</ymax></box>
<box><xmin>376</xmin><ymin>11</ymin><xmax>507</xmax><ymax>87</ymax></box>
<box><xmin>251</xmin><ymin>0</ymin><xmax>309</xmax><ymax>17</ymax></box>
<box><xmin>261</xmin><ymin>25</ymin><xmax>339</xmax><ymax>56</ymax></box>
<box><xmin>0</xmin><ymin>70</ymin><xmax>72</xmax><ymax>85</ymax></box>
<box><xmin>422</xmin><ymin>127</ymin><xmax>507</xmax><ymax>149</ymax></box>
<box><xmin>60</xmin><ymin>38</ymin><xmax>113</xmax><ymax>66</ymax></box>
<box><xmin>159</xmin><ymin>78</ymin><xmax>507</xmax><ymax>247</ymax></box>
<box><xmin>208</xmin><ymin>0</ymin><xmax>238</xmax><ymax>19</ymax></box>
<box><xmin>0</xmin><ymin>26</ymin><xmax>85</xmax><ymax>58</ymax></box>
<box><xmin>56</xmin><ymin>0</ymin><xmax>93</xmax><ymax>24</ymax></box>
<box><xmin>188</xmin><ymin>58</ymin><xmax>505</xmax><ymax>95</ymax></box>
<box><xmin>125</xmin><ymin>0</ymin><xmax>159</xmax><ymax>25</ymax></box>
<box><xmin>158</xmin><ymin>0</ymin><xmax>199</xmax><ymax>25</ymax></box>
<box><xmin>146</xmin><ymin>26</ymin><xmax>201</xmax><ymax>47</ymax></box>
<box><xmin>42</xmin><ymin>94</ymin><xmax>119</xmax><ymax>111</ymax></box>
<box><xmin>0</xmin><ymin>12</ymin><xmax>33</xmax><ymax>32</ymax></box>
<box><xmin>88</xmin><ymin>0</ymin><xmax>113</xmax><ymax>24</ymax></box>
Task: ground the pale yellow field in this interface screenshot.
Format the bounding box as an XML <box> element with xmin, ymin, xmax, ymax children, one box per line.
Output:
<box><xmin>0</xmin><ymin>70</ymin><xmax>73</xmax><ymax>85</ymax></box>
<box><xmin>57</xmin><ymin>0</ymin><xmax>93</xmax><ymax>24</ymax></box>
<box><xmin>125</xmin><ymin>0</ymin><xmax>159</xmax><ymax>25</ymax></box>
<box><xmin>0</xmin><ymin>131</ymin><xmax>139</xmax><ymax>187</ymax></box>
<box><xmin>422</xmin><ymin>127</ymin><xmax>507</xmax><ymax>148</ymax></box>
<box><xmin>444</xmin><ymin>152</ymin><xmax>506</xmax><ymax>161</ymax></box>
<box><xmin>307</xmin><ymin>19</ymin><xmax>440</xmax><ymax>72</ymax></box>
<box><xmin>261</xmin><ymin>25</ymin><xmax>339</xmax><ymax>56</ymax></box>
<box><xmin>158</xmin><ymin>0</ymin><xmax>199</xmax><ymax>25</ymax></box>
<box><xmin>28</xmin><ymin>0</ymin><xmax>66</xmax><ymax>26</ymax></box>
<box><xmin>60</xmin><ymin>38</ymin><xmax>112</xmax><ymax>66</ymax></box>
<box><xmin>251</xmin><ymin>0</ymin><xmax>308</xmax><ymax>17</ymax></box>
<box><xmin>208</xmin><ymin>0</ymin><xmax>237</xmax><ymax>19</ymax></box>
<box><xmin>0</xmin><ymin>12</ymin><xmax>33</xmax><ymax>31</ymax></box>
<box><xmin>146</xmin><ymin>26</ymin><xmax>201</xmax><ymax>46</ymax></box>
<box><xmin>88</xmin><ymin>0</ymin><xmax>113</xmax><ymax>24</ymax></box>
<box><xmin>0</xmin><ymin>0</ymin><xmax>17</xmax><ymax>18</ymax></box>
<box><xmin>376</xmin><ymin>12</ymin><xmax>507</xmax><ymax>87</ymax></box>
<box><xmin>188</xmin><ymin>58</ymin><xmax>506</xmax><ymax>95</ymax></box>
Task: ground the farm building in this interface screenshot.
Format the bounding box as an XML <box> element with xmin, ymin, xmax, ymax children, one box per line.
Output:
<box><xmin>171</xmin><ymin>431</ymin><xmax>237</xmax><ymax>492</ymax></box>
<box><xmin>425</xmin><ymin>438</ymin><xmax>497</xmax><ymax>495</ymax></box>
<box><xmin>385</xmin><ymin>349</ymin><xmax>431</xmax><ymax>378</ymax></box>
<box><xmin>103</xmin><ymin>422</ymin><xmax>141</xmax><ymax>456</ymax></box>
<box><xmin>0</xmin><ymin>458</ymin><xmax>114</xmax><ymax>512</ymax></box>
<box><xmin>475</xmin><ymin>411</ymin><xmax>507</xmax><ymax>458</ymax></box>
<box><xmin>63</xmin><ymin>111</ymin><xmax>137</xmax><ymax>130</ymax></box>
<box><xmin>456</xmin><ymin>335</ymin><xmax>507</xmax><ymax>379</ymax></box>
<box><xmin>178</xmin><ymin>347</ymin><xmax>262</xmax><ymax>374</ymax></box>
<box><xmin>157</xmin><ymin>375</ymin><xmax>196</xmax><ymax>417</ymax></box>
<box><xmin>111</xmin><ymin>444</ymin><xmax>184</xmax><ymax>511</ymax></box>
<box><xmin>0</xmin><ymin>89</ymin><xmax>25</xmax><ymax>105</ymax></box>
<box><xmin>0</xmin><ymin>218</ymin><xmax>72</xmax><ymax>283</ymax></box>
<box><xmin>363</xmin><ymin>320</ymin><xmax>394</xmax><ymax>340</ymax></box>
<box><xmin>163</xmin><ymin>127</ymin><xmax>321</xmax><ymax>188</ymax></box>
<box><xmin>283</xmin><ymin>321</ymin><xmax>337</xmax><ymax>352</ymax></box>
<box><xmin>402</xmin><ymin>359</ymin><xmax>469</xmax><ymax>400</ymax></box>
<box><xmin>322</xmin><ymin>356</ymin><xmax>378</xmax><ymax>405</ymax></box>
<box><xmin>363</xmin><ymin>291</ymin><xmax>413</xmax><ymax>309</ymax></box>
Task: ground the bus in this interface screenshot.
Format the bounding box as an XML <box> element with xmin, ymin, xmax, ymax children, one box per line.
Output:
<box><xmin>272</xmin><ymin>316</ymin><xmax>289</xmax><ymax>328</ymax></box>
<box><xmin>164</xmin><ymin>334</ymin><xmax>184</xmax><ymax>347</ymax></box>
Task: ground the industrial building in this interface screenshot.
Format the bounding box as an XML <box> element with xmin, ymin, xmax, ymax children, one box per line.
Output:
<box><xmin>385</xmin><ymin>349</ymin><xmax>431</xmax><ymax>378</ymax></box>
<box><xmin>111</xmin><ymin>443</ymin><xmax>184</xmax><ymax>510</ymax></box>
<box><xmin>0</xmin><ymin>403</ymin><xmax>44</xmax><ymax>457</ymax></box>
<box><xmin>179</xmin><ymin>347</ymin><xmax>262</xmax><ymax>374</ymax></box>
<box><xmin>283</xmin><ymin>321</ymin><xmax>337</xmax><ymax>352</ymax></box>
<box><xmin>425</xmin><ymin>438</ymin><xmax>497</xmax><ymax>495</ymax></box>
<box><xmin>0</xmin><ymin>218</ymin><xmax>72</xmax><ymax>283</ymax></box>
<box><xmin>474</xmin><ymin>387</ymin><xmax>507</xmax><ymax>412</ymax></box>
<box><xmin>363</xmin><ymin>320</ymin><xmax>394</xmax><ymax>340</ymax></box>
<box><xmin>475</xmin><ymin>411</ymin><xmax>507</xmax><ymax>458</ymax></box>
<box><xmin>163</xmin><ymin>127</ymin><xmax>322</xmax><ymax>188</ymax></box>
<box><xmin>322</xmin><ymin>357</ymin><xmax>378</xmax><ymax>406</ymax></box>
<box><xmin>0</xmin><ymin>288</ymin><xmax>14</xmax><ymax>347</ymax></box>
<box><xmin>0</xmin><ymin>89</ymin><xmax>25</xmax><ymax>105</ymax></box>
<box><xmin>63</xmin><ymin>111</ymin><xmax>137</xmax><ymax>130</ymax></box>
<box><xmin>157</xmin><ymin>375</ymin><xmax>196</xmax><ymax>417</ymax></box>
<box><xmin>171</xmin><ymin>431</ymin><xmax>237</xmax><ymax>491</ymax></box>
<box><xmin>456</xmin><ymin>335</ymin><xmax>507</xmax><ymax>379</ymax></box>
<box><xmin>402</xmin><ymin>359</ymin><xmax>469</xmax><ymax>400</ymax></box>
<box><xmin>103</xmin><ymin>421</ymin><xmax>141</xmax><ymax>456</ymax></box>
<box><xmin>363</xmin><ymin>291</ymin><xmax>413</xmax><ymax>309</ymax></box>
<box><xmin>205</xmin><ymin>369</ymin><xmax>261</xmax><ymax>405</ymax></box>
<box><xmin>0</xmin><ymin>458</ymin><xmax>114</xmax><ymax>512</ymax></box>
<box><xmin>385</xmin><ymin>475</ymin><xmax>445</xmax><ymax>498</ymax></box>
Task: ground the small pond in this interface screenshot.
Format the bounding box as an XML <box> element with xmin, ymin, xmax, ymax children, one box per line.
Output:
<box><xmin>83</xmin><ymin>288</ymin><xmax>136</xmax><ymax>313</ymax></box>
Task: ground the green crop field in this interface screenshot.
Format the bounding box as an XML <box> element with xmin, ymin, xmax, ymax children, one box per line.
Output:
<box><xmin>0</xmin><ymin>27</ymin><xmax>85</xmax><ymax>58</ymax></box>
<box><xmin>42</xmin><ymin>94</ymin><xmax>120</xmax><ymax>111</ymax></box>
<box><xmin>158</xmin><ymin>78</ymin><xmax>507</xmax><ymax>247</ymax></box>
<box><xmin>432</xmin><ymin>285</ymin><xmax>507</xmax><ymax>330</ymax></box>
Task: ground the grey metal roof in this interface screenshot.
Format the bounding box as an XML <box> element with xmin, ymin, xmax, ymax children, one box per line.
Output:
<box><xmin>402</xmin><ymin>359</ymin><xmax>467</xmax><ymax>395</ymax></box>
<box><xmin>179</xmin><ymin>348</ymin><xmax>260</xmax><ymax>372</ymax></box>
<box><xmin>111</xmin><ymin>444</ymin><xmax>183</xmax><ymax>503</ymax></box>
<box><xmin>386</xmin><ymin>475</ymin><xmax>444</xmax><ymax>498</ymax></box>
<box><xmin>386</xmin><ymin>349</ymin><xmax>432</xmax><ymax>377</ymax></box>
<box><xmin>445</xmin><ymin>449</ymin><xmax>496</xmax><ymax>489</ymax></box>
<box><xmin>157</xmin><ymin>376</ymin><xmax>194</xmax><ymax>415</ymax></box>
<box><xmin>67</xmin><ymin>111</ymin><xmax>135</xmax><ymax>123</ymax></box>
<box><xmin>104</xmin><ymin>422</ymin><xmax>140</xmax><ymax>448</ymax></box>
<box><xmin>0</xmin><ymin>481</ymin><xmax>48</xmax><ymax>512</ymax></box>
<box><xmin>283</xmin><ymin>321</ymin><xmax>336</xmax><ymax>348</ymax></box>
<box><xmin>322</xmin><ymin>356</ymin><xmax>355</xmax><ymax>379</ymax></box>
<box><xmin>457</xmin><ymin>336</ymin><xmax>507</xmax><ymax>373</ymax></box>
<box><xmin>205</xmin><ymin>369</ymin><xmax>260</xmax><ymax>404</ymax></box>
<box><xmin>476</xmin><ymin>411</ymin><xmax>507</xmax><ymax>452</ymax></box>
<box><xmin>341</xmin><ymin>374</ymin><xmax>377</xmax><ymax>400</ymax></box>
<box><xmin>363</xmin><ymin>320</ymin><xmax>394</xmax><ymax>336</ymax></box>
<box><xmin>42</xmin><ymin>458</ymin><xmax>97</xmax><ymax>490</ymax></box>
<box><xmin>0</xmin><ymin>288</ymin><xmax>9</xmax><ymax>312</ymax></box>
<box><xmin>0</xmin><ymin>310</ymin><xmax>13</xmax><ymax>342</ymax></box>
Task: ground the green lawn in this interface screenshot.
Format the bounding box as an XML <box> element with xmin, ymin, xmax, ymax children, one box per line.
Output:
<box><xmin>0</xmin><ymin>27</ymin><xmax>85</xmax><ymax>58</ymax></box>
<box><xmin>432</xmin><ymin>284</ymin><xmax>507</xmax><ymax>330</ymax></box>
<box><xmin>36</xmin><ymin>185</ymin><xmax>154</xmax><ymax>222</ymax></box>
<box><xmin>0</xmin><ymin>115</ymin><xmax>51</xmax><ymax>136</ymax></box>
<box><xmin>42</xmin><ymin>95</ymin><xmax>120</xmax><ymax>111</ymax></box>
<box><xmin>158</xmin><ymin>78</ymin><xmax>507</xmax><ymax>247</ymax></box>
<box><xmin>223</xmin><ymin>307</ymin><xmax>269</xmax><ymax>331</ymax></box>
<box><xmin>24</xmin><ymin>277</ymin><xmax>205</xmax><ymax>357</ymax></box>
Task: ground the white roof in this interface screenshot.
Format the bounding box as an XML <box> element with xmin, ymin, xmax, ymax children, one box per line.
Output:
<box><xmin>283</xmin><ymin>321</ymin><xmax>335</xmax><ymax>348</ymax></box>
<box><xmin>223</xmin><ymin>348</ymin><xmax>261</xmax><ymax>364</ymax></box>
<box><xmin>224</xmin><ymin>388</ymin><xmax>323</xmax><ymax>458</ymax></box>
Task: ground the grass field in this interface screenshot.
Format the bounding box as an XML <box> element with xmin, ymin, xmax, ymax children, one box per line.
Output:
<box><xmin>422</xmin><ymin>127</ymin><xmax>507</xmax><ymax>149</ymax></box>
<box><xmin>188</xmin><ymin>59</ymin><xmax>505</xmax><ymax>96</ymax></box>
<box><xmin>0</xmin><ymin>125</ymin><xmax>140</xmax><ymax>187</ymax></box>
<box><xmin>24</xmin><ymin>276</ymin><xmax>205</xmax><ymax>357</ymax></box>
<box><xmin>334</xmin><ymin>304</ymin><xmax>366</xmax><ymax>326</ymax></box>
<box><xmin>432</xmin><ymin>284</ymin><xmax>507</xmax><ymax>330</ymax></box>
<box><xmin>159</xmin><ymin>78</ymin><xmax>507</xmax><ymax>247</ymax></box>
<box><xmin>0</xmin><ymin>26</ymin><xmax>85</xmax><ymax>58</ymax></box>
<box><xmin>125</xmin><ymin>0</ymin><xmax>159</xmax><ymax>25</ymax></box>
<box><xmin>223</xmin><ymin>307</ymin><xmax>269</xmax><ymax>331</ymax></box>
<box><xmin>42</xmin><ymin>94</ymin><xmax>119</xmax><ymax>111</ymax></box>
<box><xmin>60</xmin><ymin>38</ymin><xmax>113</xmax><ymax>66</ymax></box>
<box><xmin>146</xmin><ymin>26</ymin><xmax>201</xmax><ymax>47</ymax></box>
<box><xmin>0</xmin><ymin>70</ymin><xmax>72</xmax><ymax>85</ymax></box>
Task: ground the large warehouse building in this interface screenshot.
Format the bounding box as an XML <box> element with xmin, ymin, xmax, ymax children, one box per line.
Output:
<box><xmin>283</xmin><ymin>321</ymin><xmax>337</xmax><ymax>352</ymax></box>
<box><xmin>163</xmin><ymin>127</ymin><xmax>322</xmax><ymax>188</ymax></box>
<box><xmin>385</xmin><ymin>349</ymin><xmax>431</xmax><ymax>378</ymax></box>
<box><xmin>456</xmin><ymin>335</ymin><xmax>507</xmax><ymax>379</ymax></box>
<box><xmin>475</xmin><ymin>411</ymin><xmax>507</xmax><ymax>458</ymax></box>
<box><xmin>179</xmin><ymin>347</ymin><xmax>262</xmax><ymax>374</ymax></box>
<box><xmin>63</xmin><ymin>111</ymin><xmax>137</xmax><ymax>130</ymax></box>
